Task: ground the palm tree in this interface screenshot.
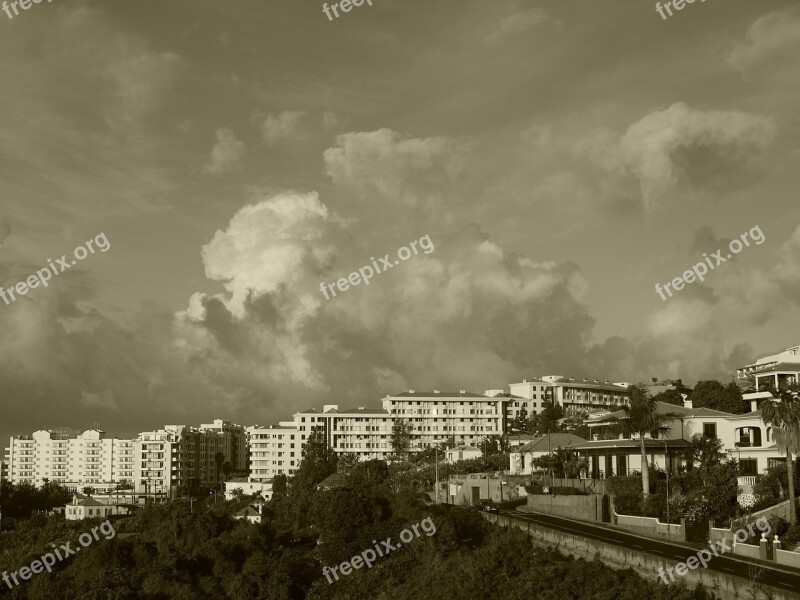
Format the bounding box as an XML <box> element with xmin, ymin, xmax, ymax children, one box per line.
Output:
<box><xmin>761</xmin><ymin>387</ymin><xmax>800</xmax><ymax>524</ymax></box>
<box><xmin>601</xmin><ymin>384</ymin><xmax>679</xmax><ymax>497</ymax></box>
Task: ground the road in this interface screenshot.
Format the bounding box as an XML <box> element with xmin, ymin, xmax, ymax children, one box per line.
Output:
<box><xmin>501</xmin><ymin>508</ymin><xmax>800</xmax><ymax>598</ymax></box>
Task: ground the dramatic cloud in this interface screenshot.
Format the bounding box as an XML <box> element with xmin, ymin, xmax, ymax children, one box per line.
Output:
<box><xmin>203</xmin><ymin>128</ymin><xmax>245</xmax><ymax>175</ymax></box>
<box><xmin>582</xmin><ymin>103</ymin><xmax>775</xmax><ymax>211</ymax></box>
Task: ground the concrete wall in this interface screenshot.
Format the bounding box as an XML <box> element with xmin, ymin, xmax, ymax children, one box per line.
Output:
<box><xmin>709</xmin><ymin>525</ymin><xmax>735</xmax><ymax>547</ymax></box>
<box><xmin>538</xmin><ymin>477</ymin><xmax>608</xmax><ymax>495</ymax></box>
<box><xmin>448</xmin><ymin>474</ymin><xmax>519</xmax><ymax>506</ymax></box>
<box><xmin>483</xmin><ymin>513</ymin><xmax>796</xmax><ymax>600</ymax></box>
<box><xmin>775</xmin><ymin>548</ymin><xmax>800</xmax><ymax>569</ymax></box>
<box><xmin>613</xmin><ymin>511</ymin><xmax>685</xmax><ymax>542</ymax></box>
<box><xmin>524</xmin><ymin>494</ymin><xmax>602</xmax><ymax>522</ymax></box>
<box><xmin>750</xmin><ymin>499</ymin><xmax>791</xmax><ymax>521</ymax></box>
<box><xmin>733</xmin><ymin>543</ymin><xmax>760</xmax><ymax>560</ymax></box>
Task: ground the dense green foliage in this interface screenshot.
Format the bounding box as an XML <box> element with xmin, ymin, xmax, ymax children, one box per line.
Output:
<box><xmin>0</xmin><ymin>481</ymin><xmax>72</xmax><ymax>524</ymax></box>
<box><xmin>652</xmin><ymin>389</ymin><xmax>685</xmax><ymax>407</ymax></box>
<box><xmin>689</xmin><ymin>381</ymin><xmax>744</xmax><ymax>414</ymax></box>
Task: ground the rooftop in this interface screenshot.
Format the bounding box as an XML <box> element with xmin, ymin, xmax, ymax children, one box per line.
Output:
<box><xmin>391</xmin><ymin>391</ymin><xmax>490</xmax><ymax>398</ymax></box>
<box><xmin>516</xmin><ymin>434</ymin><xmax>587</xmax><ymax>453</ymax></box>
<box><xmin>587</xmin><ymin>401</ymin><xmax>732</xmax><ymax>422</ymax></box>
<box><xmin>572</xmin><ymin>439</ymin><xmax>693</xmax><ymax>450</ymax></box>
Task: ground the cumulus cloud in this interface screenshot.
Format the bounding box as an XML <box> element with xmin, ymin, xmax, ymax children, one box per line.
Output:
<box><xmin>258</xmin><ymin>110</ymin><xmax>306</xmax><ymax>145</ymax></box>
<box><xmin>203</xmin><ymin>127</ymin><xmax>245</xmax><ymax>175</ymax></box>
<box><xmin>582</xmin><ymin>103</ymin><xmax>775</xmax><ymax>211</ymax></box>
<box><xmin>324</xmin><ymin>128</ymin><xmax>470</xmax><ymax>210</ymax></box>
<box><xmin>728</xmin><ymin>6</ymin><xmax>800</xmax><ymax>72</ymax></box>
<box><xmin>486</xmin><ymin>8</ymin><xmax>549</xmax><ymax>44</ymax></box>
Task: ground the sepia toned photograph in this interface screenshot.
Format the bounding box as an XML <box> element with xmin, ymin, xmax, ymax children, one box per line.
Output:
<box><xmin>1</xmin><ymin>0</ymin><xmax>799</xmax><ymax>598</ymax></box>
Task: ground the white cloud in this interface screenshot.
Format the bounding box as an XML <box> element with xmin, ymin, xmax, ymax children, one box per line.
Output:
<box><xmin>581</xmin><ymin>103</ymin><xmax>775</xmax><ymax>211</ymax></box>
<box><xmin>729</xmin><ymin>6</ymin><xmax>800</xmax><ymax>71</ymax></box>
<box><xmin>258</xmin><ymin>110</ymin><xmax>306</xmax><ymax>145</ymax></box>
<box><xmin>203</xmin><ymin>127</ymin><xmax>245</xmax><ymax>175</ymax></box>
<box><xmin>486</xmin><ymin>8</ymin><xmax>549</xmax><ymax>45</ymax></box>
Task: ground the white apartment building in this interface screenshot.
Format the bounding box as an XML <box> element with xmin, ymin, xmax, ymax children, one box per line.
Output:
<box><xmin>383</xmin><ymin>390</ymin><xmax>509</xmax><ymax>449</ymax></box>
<box><xmin>247</xmin><ymin>390</ymin><xmax>512</xmax><ymax>479</ymax></box>
<box><xmin>4</xmin><ymin>429</ymin><xmax>134</xmax><ymax>493</ymax></box>
<box><xmin>507</xmin><ymin>380</ymin><xmax>551</xmax><ymax>417</ymax></box>
<box><xmin>133</xmin><ymin>424</ymin><xmax>234</xmax><ymax>496</ymax></box>
<box><xmin>247</xmin><ymin>422</ymin><xmax>302</xmax><ymax>481</ymax></box>
<box><xmin>509</xmin><ymin>376</ymin><xmax>630</xmax><ymax>416</ymax></box>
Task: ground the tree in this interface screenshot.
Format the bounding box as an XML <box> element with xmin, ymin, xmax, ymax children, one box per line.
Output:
<box><xmin>390</xmin><ymin>418</ymin><xmax>413</xmax><ymax>460</ymax></box>
<box><xmin>692</xmin><ymin>435</ymin><xmax>724</xmax><ymax>470</ymax></box>
<box><xmin>761</xmin><ymin>387</ymin><xmax>800</xmax><ymax>524</ymax></box>
<box><xmin>690</xmin><ymin>380</ymin><xmax>744</xmax><ymax>414</ymax></box>
<box><xmin>214</xmin><ymin>452</ymin><xmax>225</xmax><ymax>486</ymax></box>
<box><xmin>653</xmin><ymin>388</ymin><xmax>685</xmax><ymax>407</ymax></box>
<box><xmin>294</xmin><ymin>427</ymin><xmax>338</xmax><ymax>488</ymax></box>
<box><xmin>509</xmin><ymin>406</ymin><xmax>530</xmax><ymax>433</ymax></box>
<box><xmin>601</xmin><ymin>385</ymin><xmax>679</xmax><ymax>497</ymax></box>
<box><xmin>536</xmin><ymin>398</ymin><xmax>564</xmax><ymax>434</ymax></box>
<box><xmin>336</xmin><ymin>453</ymin><xmax>361</xmax><ymax>474</ymax></box>
<box><xmin>222</xmin><ymin>461</ymin><xmax>233</xmax><ymax>481</ymax></box>
<box><xmin>272</xmin><ymin>473</ymin><xmax>287</xmax><ymax>498</ymax></box>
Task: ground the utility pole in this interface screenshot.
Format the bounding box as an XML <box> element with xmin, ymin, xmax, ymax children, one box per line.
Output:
<box><xmin>434</xmin><ymin>447</ymin><xmax>439</xmax><ymax>505</ymax></box>
<box><xmin>663</xmin><ymin>440</ymin><xmax>670</xmax><ymax>540</ymax></box>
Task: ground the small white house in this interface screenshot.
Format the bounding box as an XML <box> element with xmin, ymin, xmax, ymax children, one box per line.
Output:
<box><xmin>233</xmin><ymin>503</ymin><xmax>265</xmax><ymax>524</ymax></box>
<box><xmin>509</xmin><ymin>433</ymin><xmax>587</xmax><ymax>475</ymax></box>
<box><xmin>65</xmin><ymin>495</ymin><xmax>132</xmax><ymax>521</ymax></box>
<box><xmin>446</xmin><ymin>445</ymin><xmax>482</xmax><ymax>464</ymax></box>
<box><xmin>224</xmin><ymin>478</ymin><xmax>273</xmax><ymax>501</ymax></box>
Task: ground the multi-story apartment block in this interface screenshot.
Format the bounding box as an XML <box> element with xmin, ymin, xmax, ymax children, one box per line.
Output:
<box><xmin>0</xmin><ymin>459</ymin><xmax>7</xmax><ymax>483</ymax></box>
<box><xmin>133</xmin><ymin>424</ymin><xmax>235</xmax><ymax>496</ymax></box>
<box><xmin>247</xmin><ymin>422</ymin><xmax>302</xmax><ymax>481</ymax></box>
<box><xmin>200</xmin><ymin>419</ymin><xmax>248</xmax><ymax>472</ymax></box>
<box><xmin>506</xmin><ymin>380</ymin><xmax>551</xmax><ymax>417</ymax></box>
<box><xmin>509</xmin><ymin>376</ymin><xmax>630</xmax><ymax>416</ymax></box>
<box><xmin>4</xmin><ymin>429</ymin><xmax>134</xmax><ymax>493</ymax></box>
<box><xmin>247</xmin><ymin>391</ymin><xmax>512</xmax><ymax>479</ymax></box>
<box><xmin>383</xmin><ymin>391</ymin><xmax>508</xmax><ymax>449</ymax></box>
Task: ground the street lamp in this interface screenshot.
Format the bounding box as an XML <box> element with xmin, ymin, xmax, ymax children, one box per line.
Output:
<box><xmin>663</xmin><ymin>440</ymin><xmax>670</xmax><ymax>540</ymax></box>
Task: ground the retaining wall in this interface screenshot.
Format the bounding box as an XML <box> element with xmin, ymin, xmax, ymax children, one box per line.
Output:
<box><xmin>613</xmin><ymin>510</ymin><xmax>685</xmax><ymax>542</ymax></box>
<box><xmin>776</xmin><ymin>548</ymin><xmax>800</xmax><ymax>569</ymax></box>
<box><xmin>483</xmin><ymin>513</ymin><xmax>798</xmax><ymax>600</ymax></box>
<box><xmin>523</xmin><ymin>494</ymin><xmax>602</xmax><ymax>521</ymax></box>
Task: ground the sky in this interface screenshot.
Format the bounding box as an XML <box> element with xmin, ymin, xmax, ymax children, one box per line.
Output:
<box><xmin>0</xmin><ymin>0</ymin><xmax>799</xmax><ymax>442</ymax></box>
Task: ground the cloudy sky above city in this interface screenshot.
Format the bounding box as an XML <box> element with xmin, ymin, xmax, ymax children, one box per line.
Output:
<box><xmin>1</xmin><ymin>0</ymin><xmax>798</xmax><ymax>440</ymax></box>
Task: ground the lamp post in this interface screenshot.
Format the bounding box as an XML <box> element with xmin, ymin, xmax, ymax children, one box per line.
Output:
<box><xmin>663</xmin><ymin>440</ymin><xmax>670</xmax><ymax>540</ymax></box>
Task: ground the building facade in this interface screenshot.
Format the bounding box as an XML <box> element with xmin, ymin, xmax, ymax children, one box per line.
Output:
<box><xmin>509</xmin><ymin>376</ymin><xmax>630</xmax><ymax>416</ymax></box>
<box><xmin>4</xmin><ymin>429</ymin><xmax>134</xmax><ymax>493</ymax></box>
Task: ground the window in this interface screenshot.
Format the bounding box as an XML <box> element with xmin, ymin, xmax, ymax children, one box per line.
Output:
<box><xmin>739</xmin><ymin>459</ymin><xmax>758</xmax><ymax>476</ymax></box>
<box><xmin>702</xmin><ymin>423</ymin><xmax>717</xmax><ymax>439</ymax></box>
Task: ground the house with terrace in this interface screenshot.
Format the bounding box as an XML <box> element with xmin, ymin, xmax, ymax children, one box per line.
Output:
<box><xmin>574</xmin><ymin>399</ymin><xmax>783</xmax><ymax>504</ymax></box>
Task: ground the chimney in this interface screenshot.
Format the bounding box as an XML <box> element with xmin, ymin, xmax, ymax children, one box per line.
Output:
<box><xmin>523</xmin><ymin>379</ymin><xmax>527</xmax><ymax>383</ymax></box>
<box><xmin>682</xmin><ymin>394</ymin><xmax>692</xmax><ymax>409</ymax></box>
